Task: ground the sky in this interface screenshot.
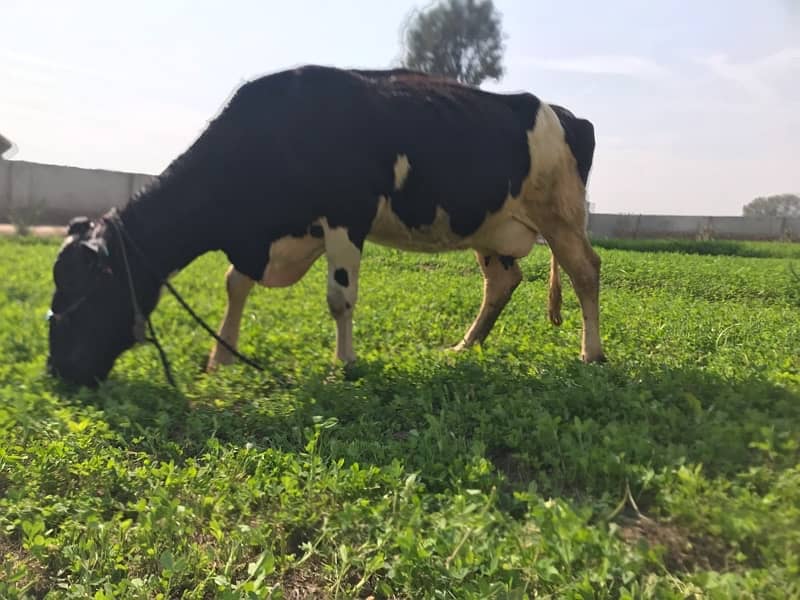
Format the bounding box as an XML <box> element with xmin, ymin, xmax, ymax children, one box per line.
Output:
<box><xmin>1</xmin><ymin>0</ymin><xmax>798</xmax><ymax>215</ymax></box>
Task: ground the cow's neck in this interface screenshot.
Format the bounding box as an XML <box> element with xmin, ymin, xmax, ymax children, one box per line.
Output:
<box><xmin>113</xmin><ymin>177</ymin><xmax>221</xmax><ymax>316</ymax></box>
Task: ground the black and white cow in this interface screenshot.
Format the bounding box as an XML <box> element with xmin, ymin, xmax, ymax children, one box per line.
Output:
<box><xmin>47</xmin><ymin>65</ymin><xmax>604</xmax><ymax>387</ymax></box>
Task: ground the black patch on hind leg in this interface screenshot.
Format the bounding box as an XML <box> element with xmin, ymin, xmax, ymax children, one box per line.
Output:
<box><xmin>334</xmin><ymin>268</ymin><xmax>349</xmax><ymax>287</ymax></box>
<box><xmin>483</xmin><ymin>255</ymin><xmax>492</xmax><ymax>267</ymax></box>
<box><xmin>499</xmin><ymin>255</ymin><xmax>515</xmax><ymax>269</ymax></box>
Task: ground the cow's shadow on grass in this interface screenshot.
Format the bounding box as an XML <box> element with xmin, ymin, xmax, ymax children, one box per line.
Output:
<box><xmin>72</xmin><ymin>349</ymin><xmax>800</xmax><ymax>517</ymax></box>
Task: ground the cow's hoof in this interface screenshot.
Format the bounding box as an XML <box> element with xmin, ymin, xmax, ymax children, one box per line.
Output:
<box><xmin>342</xmin><ymin>360</ymin><xmax>364</xmax><ymax>381</ymax></box>
<box><xmin>207</xmin><ymin>349</ymin><xmax>236</xmax><ymax>372</ymax></box>
<box><xmin>447</xmin><ymin>340</ymin><xmax>470</xmax><ymax>353</ymax></box>
<box><xmin>336</xmin><ymin>351</ymin><xmax>358</xmax><ymax>368</ymax></box>
<box><xmin>206</xmin><ymin>359</ymin><xmax>233</xmax><ymax>373</ymax></box>
<box><xmin>582</xmin><ymin>352</ymin><xmax>607</xmax><ymax>364</ymax></box>
<box><xmin>549</xmin><ymin>311</ymin><xmax>563</xmax><ymax>326</ymax></box>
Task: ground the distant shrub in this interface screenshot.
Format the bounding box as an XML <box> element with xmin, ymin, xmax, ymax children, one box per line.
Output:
<box><xmin>9</xmin><ymin>197</ymin><xmax>47</xmax><ymax>236</ymax></box>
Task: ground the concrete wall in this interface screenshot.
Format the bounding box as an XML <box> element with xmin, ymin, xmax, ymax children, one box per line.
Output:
<box><xmin>0</xmin><ymin>157</ymin><xmax>798</xmax><ymax>241</ymax></box>
<box><xmin>0</xmin><ymin>159</ymin><xmax>153</xmax><ymax>225</ymax></box>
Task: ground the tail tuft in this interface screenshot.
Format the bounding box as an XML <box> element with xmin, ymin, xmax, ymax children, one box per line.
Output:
<box><xmin>548</xmin><ymin>253</ymin><xmax>563</xmax><ymax>326</ymax></box>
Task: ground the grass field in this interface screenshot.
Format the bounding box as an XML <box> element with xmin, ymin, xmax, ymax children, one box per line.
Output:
<box><xmin>1</xmin><ymin>235</ymin><xmax>799</xmax><ymax>599</ymax></box>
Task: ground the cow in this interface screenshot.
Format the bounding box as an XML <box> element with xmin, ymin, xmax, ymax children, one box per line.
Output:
<box><xmin>46</xmin><ymin>65</ymin><xmax>604</xmax><ymax>387</ymax></box>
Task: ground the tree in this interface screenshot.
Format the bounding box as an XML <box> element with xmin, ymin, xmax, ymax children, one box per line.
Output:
<box><xmin>0</xmin><ymin>132</ymin><xmax>12</xmax><ymax>158</ymax></box>
<box><xmin>742</xmin><ymin>194</ymin><xmax>800</xmax><ymax>218</ymax></box>
<box><xmin>400</xmin><ymin>0</ymin><xmax>505</xmax><ymax>87</ymax></box>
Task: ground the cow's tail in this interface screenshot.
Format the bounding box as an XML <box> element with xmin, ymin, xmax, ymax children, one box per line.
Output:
<box><xmin>548</xmin><ymin>252</ymin><xmax>563</xmax><ymax>326</ymax></box>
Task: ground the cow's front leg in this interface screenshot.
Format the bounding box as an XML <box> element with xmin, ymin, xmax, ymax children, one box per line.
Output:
<box><xmin>322</xmin><ymin>222</ymin><xmax>362</xmax><ymax>364</ymax></box>
<box><xmin>452</xmin><ymin>251</ymin><xmax>523</xmax><ymax>351</ymax></box>
<box><xmin>207</xmin><ymin>265</ymin><xmax>255</xmax><ymax>371</ymax></box>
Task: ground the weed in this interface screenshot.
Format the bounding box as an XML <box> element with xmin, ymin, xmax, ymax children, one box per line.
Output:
<box><xmin>9</xmin><ymin>198</ymin><xmax>48</xmax><ymax>237</ymax></box>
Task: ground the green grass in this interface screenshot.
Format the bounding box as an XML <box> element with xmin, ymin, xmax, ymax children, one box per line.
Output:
<box><xmin>591</xmin><ymin>238</ymin><xmax>800</xmax><ymax>259</ymax></box>
<box><xmin>1</xmin><ymin>236</ymin><xmax>799</xmax><ymax>599</ymax></box>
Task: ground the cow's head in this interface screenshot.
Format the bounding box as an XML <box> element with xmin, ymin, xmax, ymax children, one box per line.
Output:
<box><xmin>46</xmin><ymin>216</ymin><xmax>139</xmax><ymax>386</ymax></box>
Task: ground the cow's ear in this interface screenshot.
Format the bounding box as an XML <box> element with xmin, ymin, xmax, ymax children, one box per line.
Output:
<box><xmin>67</xmin><ymin>217</ymin><xmax>93</xmax><ymax>238</ymax></box>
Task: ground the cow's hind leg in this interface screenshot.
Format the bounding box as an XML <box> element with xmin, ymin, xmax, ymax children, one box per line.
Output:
<box><xmin>322</xmin><ymin>222</ymin><xmax>362</xmax><ymax>364</ymax></box>
<box><xmin>452</xmin><ymin>251</ymin><xmax>523</xmax><ymax>351</ymax></box>
<box><xmin>540</xmin><ymin>220</ymin><xmax>604</xmax><ymax>363</ymax></box>
<box><xmin>207</xmin><ymin>266</ymin><xmax>255</xmax><ymax>371</ymax></box>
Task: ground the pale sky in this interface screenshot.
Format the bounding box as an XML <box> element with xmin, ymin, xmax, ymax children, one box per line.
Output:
<box><xmin>2</xmin><ymin>0</ymin><xmax>798</xmax><ymax>215</ymax></box>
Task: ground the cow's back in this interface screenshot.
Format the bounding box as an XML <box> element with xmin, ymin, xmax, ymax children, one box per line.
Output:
<box><xmin>150</xmin><ymin>66</ymin><xmax>557</xmax><ymax>277</ymax></box>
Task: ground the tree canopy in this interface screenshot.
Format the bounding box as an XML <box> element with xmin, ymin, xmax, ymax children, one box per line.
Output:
<box><xmin>0</xmin><ymin>133</ymin><xmax>12</xmax><ymax>158</ymax></box>
<box><xmin>742</xmin><ymin>194</ymin><xmax>800</xmax><ymax>218</ymax></box>
<box><xmin>400</xmin><ymin>0</ymin><xmax>505</xmax><ymax>87</ymax></box>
